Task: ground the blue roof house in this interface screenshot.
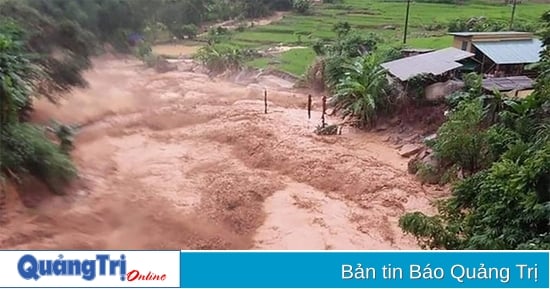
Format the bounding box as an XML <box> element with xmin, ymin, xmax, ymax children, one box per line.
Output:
<box><xmin>449</xmin><ymin>31</ymin><xmax>544</xmax><ymax>77</ymax></box>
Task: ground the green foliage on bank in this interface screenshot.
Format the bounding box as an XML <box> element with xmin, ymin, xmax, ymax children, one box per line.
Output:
<box><xmin>399</xmin><ymin>10</ymin><xmax>550</xmax><ymax>250</ymax></box>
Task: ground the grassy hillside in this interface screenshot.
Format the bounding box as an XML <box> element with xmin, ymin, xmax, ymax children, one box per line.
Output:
<box><xmin>229</xmin><ymin>0</ymin><xmax>548</xmax><ymax>76</ymax></box>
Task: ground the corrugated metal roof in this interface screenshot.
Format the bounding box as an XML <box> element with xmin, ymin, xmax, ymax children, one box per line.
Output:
<box><xmin>449</xmin><ymin>31</ymin><xmax>532</xmax><ymax>37</ymax></box>
<box><xmin>473</xmin><ymin>39</ymin><xmax>543</xmax><ymax>64</ymax></box>
<box><xmin>482</xmin><ymin>76</ymin><xmax>534</xmax><ymax>91</ymax></box>
<box><xmin>381</xmin><ymin>47</ymin><xmax>474</xmax><ymax>81</ymax></box>
<box><xmin>401</xmin><ymin>48</ymin><xmax>435</xmax><ymax>53</ymax></box>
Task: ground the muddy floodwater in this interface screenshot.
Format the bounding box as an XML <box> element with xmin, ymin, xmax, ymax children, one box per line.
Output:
<box><xmin>0</xmin><ymin>56</ymin><xmax>443</xmax><ymax>249</ymax></box>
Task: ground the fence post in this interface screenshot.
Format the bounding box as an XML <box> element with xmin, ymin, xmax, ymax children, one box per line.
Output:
<box><xmin>321</xmin><ymin>95</ymin><xmax>327</xmax><ymax>128</ymax></box>
<box><xmin>308</xmin><ymin>94</ymin><xmax>312</xmax><ymax>119</ymax></box>
<box><xmin>264</xmin><ymin>90</ymin><xmax>268</xmax><ymax>114</ymax></box>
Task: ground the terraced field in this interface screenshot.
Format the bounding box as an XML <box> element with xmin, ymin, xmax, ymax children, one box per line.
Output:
<box><xmin>226</xmin><ymin>0</ymin><xmax>549</xmax><ymax>76</ymax></box>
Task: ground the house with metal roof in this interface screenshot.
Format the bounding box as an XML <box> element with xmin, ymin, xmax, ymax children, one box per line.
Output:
<box><xmin>449</xmin><ymin>31</ymin><xmax>544</xmax><ymax>77</ymax></box>
<box><xmin>482</xmin><ymin>75</ymin><xmax>535</xmax><ymax>98</ymax></box>
<box><xmin>381</xmin><ymin>47</ymin><xmax>474</xmax><ymax>81</ymax></box>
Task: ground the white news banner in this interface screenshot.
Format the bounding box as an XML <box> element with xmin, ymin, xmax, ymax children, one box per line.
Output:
<box><xmin>0</xmin><ymin>251</ymin><xmax>180</xmax><ymax>288</ymax></box>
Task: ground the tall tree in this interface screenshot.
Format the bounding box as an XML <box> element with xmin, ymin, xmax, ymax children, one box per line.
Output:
<box><xmin>0</xmin><ymin>20</ymin><xmax>77</xmax><ymax>193</ymax></box>
<box><xmin>0</xmin><ymin>0</ymin><xmax>94</xmax><ymax>101</ymax></box>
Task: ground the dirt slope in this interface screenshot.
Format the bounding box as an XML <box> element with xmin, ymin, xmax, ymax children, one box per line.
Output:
<box><xmin>0</xmin><ymin>55</ymin><xmax>444</xmax><ymax>250</ymax></box>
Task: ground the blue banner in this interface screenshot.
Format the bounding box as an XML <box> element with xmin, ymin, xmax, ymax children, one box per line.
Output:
<box><xmin>1</xmin><ymin>250</ymin><xmax>549</xmax><ymax>288</ymax></box>
<box><xmin>179</xmin><ymin>251</ymin><xmax>550</xmax><ymax>289</ymax></box>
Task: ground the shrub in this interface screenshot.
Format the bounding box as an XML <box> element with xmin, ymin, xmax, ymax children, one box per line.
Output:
<box><xmin>206</xmin><ymin>27</ymin><xmax>231</xmax><ymax>45</ymax></box>
<box><xmin>236</xmin><ymin>24</ymin><xmax>246</xmax><ymax>32</ymax></box>
<box><xmin>416</xmin><ymin>162</ymin><xmax>441</xmax><ymax>184</ymax></box>
<box><xmin>0</xmin><ymin>124</ymin><xmax>77</xmax><ymax>194</ymax></box>
<box><xmin>144</xmin><ymin>54</ymin><xmax>162</xmax><ymax>67</ymax></box>
<box><xmin>463</xmin><ymin>72</ymin><xmax>483</xmax><ymax>97</ymax></box>
<box><xmin>143</xmin><ymin>22</ymin><xmax>167</xmax><ymax>43</ymax></box>
<box><xmin>109</xmin><ymin>29</ymin><xmax>133</xmax><ymax>53</ymax></box>
<box><xmin>216</xmin><ymin>26</ymin><xmax>229</xmax><ymax>35</ymax></box>
<box><xmin>486</xmin><ymin>125</ymin><xmax>521</xmax><ymax>160</ymax></box>
<box><xmin>378</xmin><ymin>45</ymin><xmax>403</xmax><ymax>62</ymax></box>
<box><xmin>136</xmin><ymin>41</ymin><xmax>153</xmax><ymax>59</ymax></box>
<box><xmin>195</xmin><ymin>45</ymin><xmax>253</xmax><ymax>74</ymax></box>
<box><xmin>323</xmin><ymin>54</ymin><xmax>350</xmax><ymax>90</ymax></box>
<box><xmin>329</xmin><ymin>32</ymin><xmax>381</xmax><ymax>57</ymax></box>
<box><xmin>333</xmin><ymin>21</ymin><xmax>351</xmax><ymax>38</ymax></box>
<box><xmin>174</xmin><ymin>24</ymin><xmax>198</xmax><ymax>39</ymax></box>
<box><xmin>407</xmin><ymin>73</ymin><xmax>438</xmax><ymax>102</ymax></box>
<box><xmin>423</xmin><ymin>23</ymin><xmax>446</xmax><ymax>31</ymax></box>
<box><xmin>448</xmin><ymin>16</ymin><xmax>537</xmax><ymax>33</ymax></box>
<box><xmin>270</xmin><ymin>0</ymin><xmax>293</xmax><ymax>11</ymax></box>
<box><xmin>293</xmin><ymin>0</ymin><xmax>311</xmax><ymax>14</ymax></box>
<box><xmin>431</xmin><ymin>99</ymin><xmax>492</xmax><ymax>174</ymax></box>
<box><xmin>305</xmin><ymin>57</ymin><xmax>326</xmax><ymax>90</ymax></box>
<box><xmin>401</xmin><ymin>142</ymin><xmax>550</xmax><ymax>249</ymax></box>
<box><xmin>312</xmin><ymin>39</ymin><xmax>326</xmax><ymax>56</ymax></box>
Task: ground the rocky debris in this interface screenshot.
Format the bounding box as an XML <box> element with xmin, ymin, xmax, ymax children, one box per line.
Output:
<box><xmin>376</xmin><ymin>123</ymin><xmax>389</xmax><ymax>132</ymax></box>
<box><xmin>399</xmin><ymin>144</ymin><xmax>423</xmax><ymax>158</ymax></box>
<box><xmin>76</xmin><ymin>190</ymin><xmax>88</xmax><ymax>197</ymax></box>
<box><xmin>423</xmin><ymin>133</ymin><xmax>437</xmax><ymax>143</ymax></box>
<box><xmin>407</xmin><ymin>157</ymin><xmax>420</xmax><ymax>174</ymax></box>
<box><xmin>177</xmin><ymin>59</ymin><xmax>199</xmax><ymax>72</ymax></box>
<box><xmin>424</xmin><ymin>80</ymin><xmax>464</xmax><ymax>103</ymax></box>
<box><xmin>155</xmin><ymin>58</ymin><xmax>178</xmax><ymax>73</ymax></box>
<box><xmin>390</xmin><ymin>117</ymin><xmax>401</xmax><ymax>126</ymax></box>
<box><xmin>407</xmin><ymin>148</ymin><xmax>440</xmax><ymax>183</ymax></box>
<box><xmin>315</xmin><ymin>124</ymin><xmax>340</xmax><ymax>136</ymax></box>
<box><xmin>417</xmin><ymin>148</ymin><xmax>437</xmax><ymax>165</ymax></box>
<box><xmin>257</xmin><ymin>75</ymin><xmax>295</xmax><ymax>90</ymax></box>
<box><xmin>402</xmin><ymin>134</ymin><xmax>420</xmax><ymax>143</ymax></box>
<box><xmin>192</xmin><ymin>65</ymin><xmax>210</xmax><ymax>75</ymax></box>
<box><xmin>390</xmin><ymin>136</ymin><xmax>402</xmax><ymax>146</ymax></box>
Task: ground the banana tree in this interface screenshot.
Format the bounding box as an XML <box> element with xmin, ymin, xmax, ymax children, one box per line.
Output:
<box><xmin>330</xmin><ymin>53</ymin><xmax>391</xmax><ymax>128</ymax></box>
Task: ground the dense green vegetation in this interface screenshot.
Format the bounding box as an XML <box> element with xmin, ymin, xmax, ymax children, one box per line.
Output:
<box><xmin>0</xmin><ymin>15</ymin><xmax>81</xmax><ymax>193</ymax></box>
<box><xmin>230</xmin><ymin>0</ymin><xmax>548</xmax><ymax>76</ymax></box>
<box><xmin>330</xmin><ymin>53</ymin><xmax>393</xmax><ymax>127</ymax></box>
<box><xmin>299</xmin><ymin>26</ymin><xmax>403</xmax><ymax>127</ymax></box>
<box><xmin>399</xmin><ymin>11</ymin><xmax>550</xmax><ymax>250</ymax></box>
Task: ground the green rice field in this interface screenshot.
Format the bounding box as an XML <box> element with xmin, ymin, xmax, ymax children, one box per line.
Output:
<box><xmin>219</xmin><ymin>0</ymin><xmax>549</xmax><ymax>76</ymax></box>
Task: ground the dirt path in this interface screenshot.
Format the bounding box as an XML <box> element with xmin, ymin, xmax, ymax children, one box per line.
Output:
<box><xmin>0</xmin><ymin>56</ymin><xmax>444</xmax><ymax>250</ymax></box>
<box><xmin>207</xmin><ymin>11</ymin><xmax>287</xmax><ymax>32</ymax></box>
<box><xmin>152</xmin><ymin>12</ymin><xmax>288</xmax><ymax>58</ymax></box>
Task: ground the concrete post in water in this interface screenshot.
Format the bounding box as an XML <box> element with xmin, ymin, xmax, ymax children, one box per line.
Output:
<box><xmin>264</xmin><ymin>90</ymin><xmax>268</xmax><ymax>114</ymax></box>
<box><xmin>321</xmin><ymin>95</ymin><xmax>327</xmax><ymax>128</ymax></box>
<box><xmin>308</xmin><ymin>94</ymin><xmax>312</xmax><ymax>119</ymax></box>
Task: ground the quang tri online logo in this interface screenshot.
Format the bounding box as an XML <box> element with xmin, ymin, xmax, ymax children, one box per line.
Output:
<box><xmin>17</xmin><ymin>254</ymin><xmax>167</xmax><ymax>282</ymax></box>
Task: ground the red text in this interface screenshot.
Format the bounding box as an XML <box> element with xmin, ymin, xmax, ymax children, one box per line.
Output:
<box><xmin>126</xmin><ymin>270</ymin><xmax>167</xmax><ymax>281</ymax></box>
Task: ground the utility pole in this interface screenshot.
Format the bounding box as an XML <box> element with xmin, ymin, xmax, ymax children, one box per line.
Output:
<box><xmin>509</xmin><ymin>0</ymin><xmax>517</xmax><ymax>30</ymax></box>
<box><xmin>403</xmin><ymin>0</ymin><xmax>411</xmax><ymax>44</ymax></box>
